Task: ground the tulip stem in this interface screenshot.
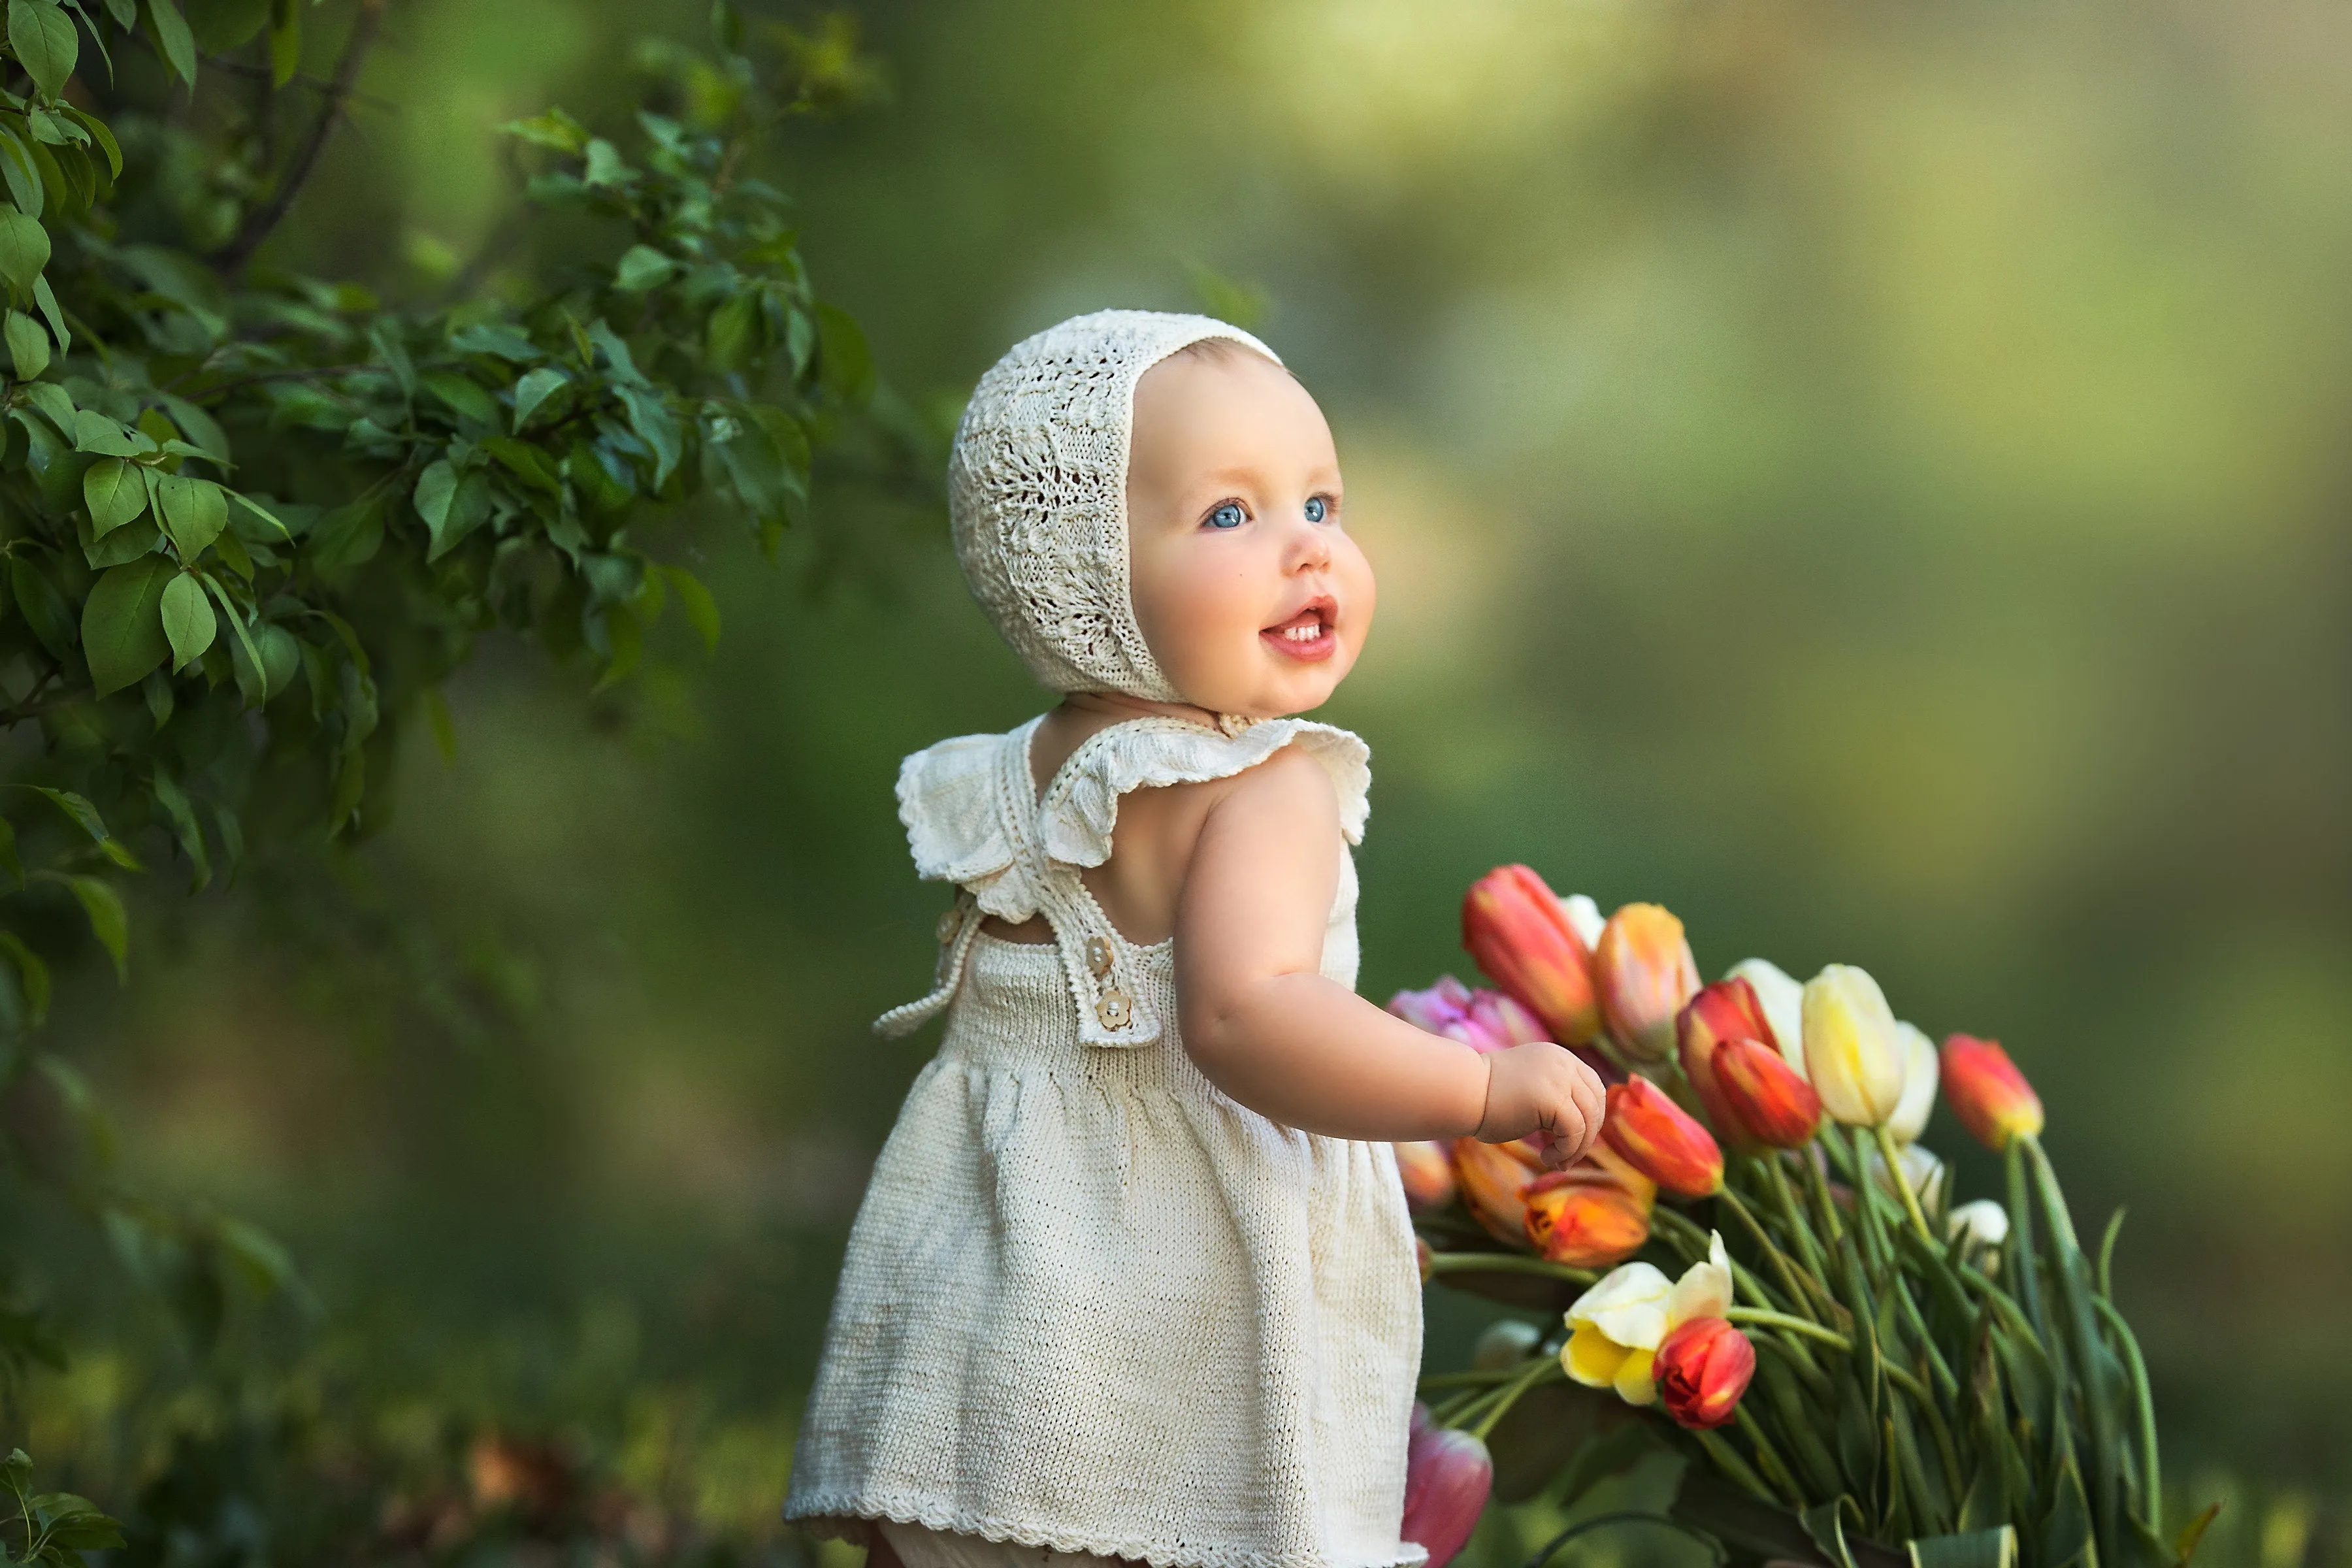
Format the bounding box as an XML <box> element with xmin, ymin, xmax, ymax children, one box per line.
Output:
<box><xmin>1735</xmin><ymin>1406</ymin><xmax>1806</xmax><ymax>1508</ymax></box>
<box><xmin>1422</xmin><ymin>1251</ymin><xmax>1599</xmax><ymax>1286</ymax></box>
<box><xmin>1722</xmin><ymin>1307</ymin><xmax>1852</xmax><ymax>1352</ymax></box>
<box><xmin>1691</xmin><ymin>1428</ymin><xmax>1777</xmax><ymax>1506</ymax></box>
<box><xmin>1716</xmin><ymin>1186</ymin><xmax>1829</xmax><ymax>1327</ymax></box>
<box><xmin>1872</xmin><ymin>1122</ymin><xmax>1938</xmax><ymax>1245</ymax></box>
<box><xmin>1465</xmin><ymin>1353</ymin><xmax>1561</xmax><ymax>1441</ymax></box>
<box><xmin>1416</xmin><ymin>1366</ymin><xmax>1522</xmax><ymax>1390</ymax></box>
<box><xmin>1761</xmin><ymin>1156</ymin><xmax>1832</xmax><ymax>1282</ymax></box>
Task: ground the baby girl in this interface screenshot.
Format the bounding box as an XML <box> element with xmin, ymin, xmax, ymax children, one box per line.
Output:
<box><xmin>783</xmin><ymin>311</ymin><xmax>1607</xmax><ymax>1568</ymax></box>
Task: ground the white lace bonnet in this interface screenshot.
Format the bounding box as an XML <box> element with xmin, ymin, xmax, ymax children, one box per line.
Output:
<box><xmin>947</xmin><ymin>309</ymin><xmax>1282</xmax><ymax>704</ymax></box>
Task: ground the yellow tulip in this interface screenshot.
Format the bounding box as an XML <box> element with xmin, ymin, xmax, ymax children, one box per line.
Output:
<box><xmin>1560</xmin><ymin>1232</ymin><xmax>1733</xmax><ymax>1406</ymax></box>
<box><xmin>1801</xmin><ymin>964</ymin><xmax>1906</xmax><ymax>1126</ymax></box>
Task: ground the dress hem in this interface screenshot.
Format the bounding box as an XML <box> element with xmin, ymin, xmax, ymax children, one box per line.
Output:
<box><xmin>781</xmin><ymin>1490</ymin><xmax>1431</xmax><ymax>1568</ymax></box>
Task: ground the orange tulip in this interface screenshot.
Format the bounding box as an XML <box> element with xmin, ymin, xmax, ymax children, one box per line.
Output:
<box><xmin>1523</xmin><ymin>1169</ymin><xmax>1651</xmax><ymax>1267</ymax></box>
<box><xmin>1450</xmin><ymin>1137</ymin><xmax>1543</xmax><ymax>1247</ymax></box>
<box><xmin>1594</xmin><ymin>904</ymin><xmax>1700</xmax><ymax>1064</ymax></box>
<box><xmin>1601</xmin><ymin>1076</ymin><xmax>1723</xmax><ymax>1199</ymax></box>
<box><xmin>1395</xmin><ymin>1140</ymin><xmax>1458</xmax><ymax>1215</ymax></box>
<box><xmin>1676</xmin><ymin>977</ymin><xmax>1776</xmax><ymax>1143</ymax></box>
<box><xmin>1940</xmin><ymin>1034</ymin><xmax>2044</xmax><ymax>1151</ymax></box>
<box><xmin>1652</xmin><ymin>1316</ymin><xmax>1755</xmax><ymax>1429</ymax></box>
<box><xmin>1712</xmin><ymin>1036</ymin><xmax>1822</xmax><ymax>1149</ymax></box>
<box><xmin>1462</xmin><ymin>865</ymin><xmax>1599</xmax><ymax>1045</ymax></box>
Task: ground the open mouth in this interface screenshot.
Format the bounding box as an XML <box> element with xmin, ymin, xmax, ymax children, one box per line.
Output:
<box><xmin>1260</xmin><ymin>596</ymin><xmax>1339</xmax><ymax>664</ymax></box>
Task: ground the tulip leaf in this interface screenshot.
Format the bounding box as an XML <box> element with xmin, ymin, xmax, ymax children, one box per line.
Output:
<box><xmin>2174</xmin><ymin>1503</ymin><xmax>2221</xmax><ymax>1567</ymax></box>
<box><xmin>1908</xmin><ymin>1527</ymin><xmax>2018</xmax><ymax>1568</ymax></box>
<box><xmin>1488</xmin><ymin>1377</ymin><xmax>1625</xmax><ymax>1504</ymax></box>
<box><xmin>2042</xmin><ymin>1452</ymin><xmax>2095</xmax><ymax>1568</ymax></box>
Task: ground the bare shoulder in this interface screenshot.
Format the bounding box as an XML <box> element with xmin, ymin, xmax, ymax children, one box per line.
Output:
<box><xmin>1201</xmin><ymin>739</ymin><xmax>1340</xmax><ymax>834</ymax></box>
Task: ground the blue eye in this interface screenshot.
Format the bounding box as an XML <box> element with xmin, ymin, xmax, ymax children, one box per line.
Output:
<box><xmin>1304</xmin><ymin>496</ymin><xmax>1328</xmax><ymax>523</ymax></box>
<box><xmin>1205</xmin><ymin>501</ymin><xmax>1246</xmax><ymax>530</ymax></box>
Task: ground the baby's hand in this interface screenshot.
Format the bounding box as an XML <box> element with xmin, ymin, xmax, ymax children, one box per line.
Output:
<box><xmin>1475</xmin><ymin>1043</ymin><xmax>1606</xmax><ymax>1169</ymax></box>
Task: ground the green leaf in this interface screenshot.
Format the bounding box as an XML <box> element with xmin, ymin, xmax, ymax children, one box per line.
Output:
<box><xmin>3</xmin><ymin>304</ymin><xmax>46</xmax><ymax>378</ymax></box>
<box><xmin>0</xmin><ymin>930</ymin><xmax>49</xmax><ymax>1024</ymax></box>
<box><xmin>157</xmin><ymin>472</ymin><xmax>228</xmax><ymax>559</ymax></box>
<box><xmin>31</xmin><ymin>269</ymin><xmax>65</xmax><ymax>351</ymax></box>
<box><xmin>198</xmin><ymin>572</ymin><xmax>267</xmax><ymax>705</ymax></box>
<box><xmin>501</xmin><ymin>106</ymin><xmax>589</xmax><ymax>154</ymax></box>
<box><xmin>617</xmin><ymin>384</ymin><xmax>679</xmax><ymax>487</ymax></box>
<box><xmin>0</xmin><ymin>204</ymin><xmax>49</xmax><ymax>289</ymax></box>
<box><xmin>80</xmin><ymin>553</ymin><xmax>174</xmax><ymax>695</ymax></box>
<box><xmin>510</xmin><ymin>364</ymin><xmax>566</xmax><ymax>429</ymax></box>
<box><xmin>159</xmin><ymin>570</ymin><xmax>214</xmax><ymax>671</ymax></box>
<box><xmin>23</xmin><ymin>785</ymin><xmax>136</xmax><ymax>869</ymax></box>
<box><xmin>61</xmin><ymin>103</ymin><xmax>119</xmax><ymax>178</ymax></box>
<box><xmin>82</xmin><ymin>455</ymin><xmax>147</xmax><ymax>536</ymax></box>
<box><xmin>815</xmin><ymin>299</ymin><xmax>874</xmax><ymax>404</ymax></box>
<box><xmin>226</xmin><ymin>489</ymin><xmax>291</xmax><ymax>538</ymax></box>
<box><xmin>186</xmin><ymin>0</ymin><xmax>268</xmax><ymax>49</ymax></box>
<box><xmin>613</xmin><ymin>243</ymin><xmax>677</xmax><ymax>291</ymax></box>
<box><xmin>10</xmin><ymin>553</ymin><xmax>74</xmax><ymax>657</ymax></box>
<box><xmin>410</xmin><ymin>457</ymin><xmax>456</xmax><ymax>532</ymax></box>
<box><xmin>46</xmin><ymin>871</ymin><xmax>127</xmax><ymax>980</ymax></box>
<box><xmin>72</xmin><ymin>408</ymin><xmax>145</xmax><ymax>456</ymax></box>
<box><xmin>663</xmin><ymin>564</ymin><xmax>720</xmax><ymax>653</ymax></box>
<box><xmin>427</xmin><ymin>470</ymin><xmax>491</xmax><ymax>561</ymax></box>
<box><xmin>420</xmin><ymin>368</ymin><xmax>502</xmax><ymax>429</ymax></box>
<box><xmin>305</xmin><ymin>495</ymin><xmax>384</xmax><ymax>571</ymax></box>
<box><xmin>705</xmin><ymin>289</ymin><xmax>760</xmax><ymax>370</ymax></box>
<box><xmin>85</xmin><ymin>517</ymin><xmax>160</xmax><ymax>569</ymax></box>
<box><xmin>581</xmin><ymin>137</ymin><xmax>632</xmax><ymax>187</ymax></box>
<box><xmin>145</xmin><ymin>0</ymin><xmax>197</xmax><ymax>86</ymax></box>
<box><xmin>9</xmin><ymin>1</ymin><xmax>80</xmax><ymax>101</ymax></box>
<box><xmin>266</xmin><ymin>0</ymin><xmax>297</xmax><ymax>84</ymax></box>
<box><xmin>2174</xmin><ymin>1503</ymin><xmax>2221</xmax><ymax>1565</ymax></box>
<box><xmin>480</xmin><ymin>435</ymin><xmax>563</xmax><ymax>495</ymax></box>
<box><xmin>148</xmin><ymin>759</ymin><xmax>209</xmax><ymax>891</ymax></box>
<box><xmin>589</xmin><ymin>602</ymin><xmax>642</xmax><ymax>691</ymax></box>
<box><xmin>0</xmin><ymin>123</ymin><xmax>43</xmax><ymax>215</ymax></box>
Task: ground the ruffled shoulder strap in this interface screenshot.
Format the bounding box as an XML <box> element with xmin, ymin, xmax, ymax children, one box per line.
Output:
<box><xmin>892</xmin><ymin>718</ymin><xmax>1047</xmax><ymax>922</ymax></box>
<box><xmin>1038</xmin><ymin>715</ymin><xmax>1371</xmax><ymax>870</ymax></box>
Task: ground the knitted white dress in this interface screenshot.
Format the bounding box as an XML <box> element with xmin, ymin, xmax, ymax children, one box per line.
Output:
<box><xmin>784</xmin><ymin>713</ymin><xmax>1427</xmax><ymax>1568</ymax></box>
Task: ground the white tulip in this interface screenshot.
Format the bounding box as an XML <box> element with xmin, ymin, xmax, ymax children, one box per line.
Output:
<box><xmin>1887</xmin><ymin>1021</ymin><xmax>1940</xmax><ymax>1144</ymax></box>
<box><xmin>1727</xmin><ymin>957</ymin><xmax>1806</xmax><ymax>1077</ymax></box>
<box><xmin>1947</xmin><ymin>1199</ymin><xmax>2009</xmax><ymax>1250</ymax></box>
<box><xmin>1560</xmin><ymin>893</ymin><xmax>1605</xmax><ymax>953</ymax></box>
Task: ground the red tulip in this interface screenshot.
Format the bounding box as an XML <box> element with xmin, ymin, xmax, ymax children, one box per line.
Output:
<box><xmin>1450</xmin><ymin>1137</ymin><xmax>1542</xmax><ymax>1247</ymax></box>
<box><xmin>1601</xmin><ymin>1076</ymin><xmax>1723</xmax><ymax>1199</ymax></box>
<box><xmin>1523</xmin><ymin>1169</ymin><xmax>1651</xmax><ymax>1267</ymax></box>
<box><xmin>1677</xmin><ymin>977</ymin><xmax>1776</xmax><ymax>1142</ymax></box>
<box><xmin>1940</xmin><ymin>1034</ymin><xmax>2044</xmax><ymax>1151</ymax></box>
<box><xmin>1594</xmin><ymin>904</ymin><xmax>1701</xmax><ymax>1064</ymax></box>
<box><xmin>1395</xmin><ymin>1140</ymin><xmax>1458</xmax><ymax>1214</ymax></box>
<box><xmin>1711</xmin><ymin>1036</ymin><xmax>1823</xmax><ymax>1149</ymax></box>
<box><xmin>1462</xmin><ymin>866</ymin><xmax>1600</xmax><ymax>1045</ymax></box>
<box><xmin>1402</xmin><ymin>1422</ymin><xmax>1493</xmax><ymax>1568</ymax></box>
<box><xmin>1652</xmin><ymin>1316</ymin><xmax>1755</xmax><ymax>1429</ymax></box>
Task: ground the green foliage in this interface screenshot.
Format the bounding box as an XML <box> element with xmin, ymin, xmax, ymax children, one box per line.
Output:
<box><xmin>0</xmin><ymin>0</ymin><xmax>905</xmax><ymax>1473</ymax></box>
<box><xmin>0</xmin><ymin>1448</ymin><xmax>124</xmax><ymax>1566</ymax></box>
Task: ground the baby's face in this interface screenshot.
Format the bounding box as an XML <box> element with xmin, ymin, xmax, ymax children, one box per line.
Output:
<box><xmin>1124</xmin><ymin>348</ymin><xmax>1375</xmax><ymax>719</ymax></box>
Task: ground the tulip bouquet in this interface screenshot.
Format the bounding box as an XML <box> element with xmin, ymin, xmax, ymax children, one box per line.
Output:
<box><xmin>1394</xmin><ymin>866</ymin><xmax>2195</xmax><ymax>1568</ymax></box>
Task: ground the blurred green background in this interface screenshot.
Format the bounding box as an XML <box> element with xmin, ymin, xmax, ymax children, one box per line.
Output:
<box><xmin>24</xmin><ymin>0</ymin><xmax>2351</xmax><ymax>1557</ymax></box>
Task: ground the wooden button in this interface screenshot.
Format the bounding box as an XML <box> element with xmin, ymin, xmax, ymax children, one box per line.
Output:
<box><xmin>1096</xmin><ymin>988</ymin><xmax>1132</xmax><ymax>1030</ymax></box>
<box><xmin>1085</xmin><ymin>935</ymin><xmax>1114</xmax><ymax>977</ymax></box>
<box><xmin>936</xmin><ymin>907</ymin><xmax>963</xmax><ymax>944</ymax></box>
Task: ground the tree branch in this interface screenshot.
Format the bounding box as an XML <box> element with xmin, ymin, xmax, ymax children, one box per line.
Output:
<box><xmin>210</xmin><ymin>0</ymin><xmax>389</xmax><ymax>278</ymax></box>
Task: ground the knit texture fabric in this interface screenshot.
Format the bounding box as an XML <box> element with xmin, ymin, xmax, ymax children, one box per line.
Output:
<box><xmin>784</xmin><ymin>715</ymin><xmax>1427</xmax><ymax>1568</ymax></box>
<box><xmin>947</xmin><ymin>310</ymin><xmax>1281</xmax><ymax>703</ymax></box>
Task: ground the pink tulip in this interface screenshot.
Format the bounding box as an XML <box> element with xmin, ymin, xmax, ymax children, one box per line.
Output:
<box><xmin>1388</xmin><ymin>976</ymin><xmax>1547</xmax><ymax>1054</ymax></box>
<box><xmin>1403</xmin><ymin>1422</ymin><xmax>1493</xmax><ymax>1568</ymax></box>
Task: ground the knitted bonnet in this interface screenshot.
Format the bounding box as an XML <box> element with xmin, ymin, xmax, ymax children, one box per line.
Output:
<box><xmin>947</xmin><ymin>308</ymin><xmax>1282</xmax><ymax>704</ymax></box>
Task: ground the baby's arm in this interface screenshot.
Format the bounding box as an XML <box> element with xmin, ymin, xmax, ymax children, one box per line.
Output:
<box><xmin>1174</xmin><ymin>746</ymin><xmax>1605</xmax><ymax>1166</ymax></box>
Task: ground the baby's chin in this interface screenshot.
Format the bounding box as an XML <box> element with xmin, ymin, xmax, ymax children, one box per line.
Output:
<box><xmin>1174</xmin><ymin>647</ymin><xmax>1355</xmax><ymax>719</ymax></box>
